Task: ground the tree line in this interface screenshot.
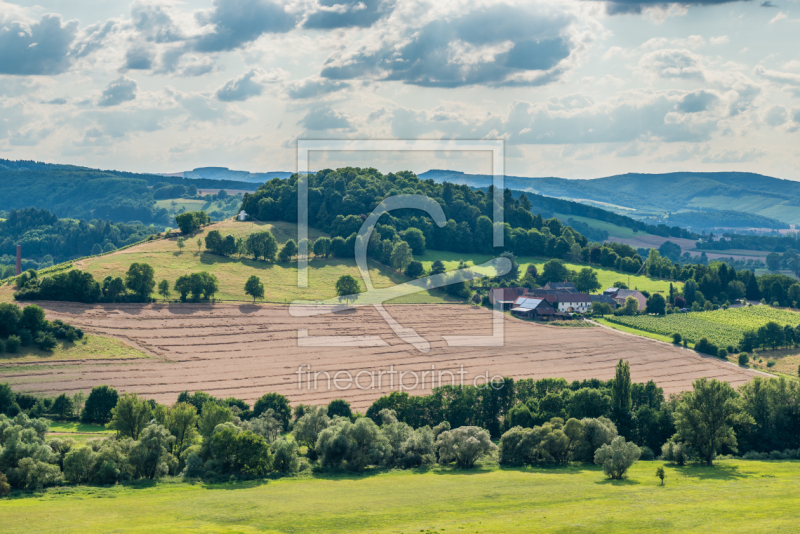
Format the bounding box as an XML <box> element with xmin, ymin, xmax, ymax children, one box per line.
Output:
<box><xmin>1</xmin><ymin>362</ymin><xmax>794</xmax><ymax>494</ymax></box>
<box><xmin>12</xmin><ymin>262</ymin><xmax>219</xmax><ymax>304</ymax></box>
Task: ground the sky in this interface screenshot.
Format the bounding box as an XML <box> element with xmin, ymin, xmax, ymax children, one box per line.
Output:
<box><xmin>0</xmin><ymin>0</ymin><xmax>799</xmax><ymax>179</ymax></box>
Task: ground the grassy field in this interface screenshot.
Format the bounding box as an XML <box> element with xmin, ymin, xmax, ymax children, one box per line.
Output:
<box><xmin>0</xmin><ymin>335</ymin><xmax>149</xmax><ymax>363</ymax></box>
<box><xmin>414</xmin><ymin>250</ymin><xmax>680</xmax><ymax>295</ymax></box>
<box><xmin>1</xmin><ymin>460</ymin><xmax>799</xmax><ymax>532</ymax></box>
<box><xmin>2</xmin><ymin>220</ymin><xmax>679</xmax><ymax>304</ymax></box>
<box><xmin>48</xmin><ymin>421</ymin><xmax>113</xmax><ymax>434</ymax></box>
<box><xmin>554</xmin><ymin>212</ymin><xmax>642</xmax><ymax>239</ymax></box>
<box><xmin>73</xmin><ymin>220</ymin><xmax>457</xmax><ymax>304</ymax></box>
<box><xmin>155</xmin><ymin>198</ymin><xmax>241</xmax><ymax>221</ymax></box>
<box><xmin>594</xmin><ymin>317</ymin><xmax>681</xmax><ymax>345</ymax></box>
<box><xmin>46</xmin><ymin>421</ymin><xmax>114</xmax><ymax>444</ymax></box>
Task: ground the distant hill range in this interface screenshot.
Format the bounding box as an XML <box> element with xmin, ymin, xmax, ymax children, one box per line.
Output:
<box><xmin>420</xmin><ymin>170</ymin><xmax>800</xmax><ymax>227</ymax></box>
<box><xmin>176</xmin><ymin>167</ymin><xmax>293</xmax><ymax>183</ymax></box>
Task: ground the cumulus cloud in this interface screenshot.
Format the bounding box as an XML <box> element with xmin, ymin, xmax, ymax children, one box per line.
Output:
<box><xmin>304</xmin><ymin>0</ymin><xmax>394</xmax><ymax>29</ymax></box>
<box><xmin>98</xmin><ymin>76</ymin><xmax>138</xmax><ymax>106</ymax></box>
<box><xmin>0</xmin><ymin>13</ymin><xmax>78</xmax><ymax>75</ymax></box>
<box><xmin>124</xmin><ymin>45</ymin><xmax>155</xmax><ymax>70</ymax></box>
<box><xmin>320</xmin><ymin>4</ymin><xmax>576</xmax><ymax>87</ymax></box>
<box><xmin>215</xmin><ymin>70</ymin><xmax>265</xmax><ymax>101</ymax></box>
<box><xmin>285</xmin><ymin>77</ymin><xmax>350</xmax><ymax>99</ymax></box>
<box><xmin>386</xmin><ymin>90</ymin><xmax>726</xmax><ymax>146</ymax></box>
<box><xmin>131</xmin><ymin>1</ymin><xmax>184</xmax><ymax>43</ymax></box>
<box><xmin>641</xmin><ymin>49</ymin><xmax>705</xmax><ymax>81</ymax></box>
<box><xmin>755</xmin><ymin>66</ymin><xmax>800</xmax><ymax>96</ymax></box>
<box><xmin>299</xmin><ymin>106</ymin><xmax>352</xmax><ymax>130</ymax></box>
<box><xmin>72</xmin><ymin>20</ymin><xmax>118</xmax><ymax>60</ymax></box>
<box><xmin>193</xmin><ymin>0</ymin><xmax>296</xmax><ymax>52</ymax></box>
<box><xmin>676</xmin><ymin>90</ymin><xmax>719</xmax><ymax>113</ymax></box>
<box><xmin>763</xmin><ymin>105</ymin><xmax>788</xmax><ymax>126</ymax></box>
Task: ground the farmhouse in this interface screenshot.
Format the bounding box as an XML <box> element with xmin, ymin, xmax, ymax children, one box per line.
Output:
<box><xmin>525</xmin><ymin>288</ymin><xmax>563</xmax><ymax>305</ymax></box>
<box><xmin>488</xmin><ymin>287</ymin><xmax>527</xmax><ymax>310</ymax></box>
<box><xmin>604</xmin><ymin>288</ymin><xmax>647</xmax><ymax>311</ymax></box>
<box><xmin>556</xmin><ymin>293</ymin><xmax>592</xmax><ymax>313</ymax></box>
<box><xmin>543</xmin><ymin>281</ymin><xmax>577</xmax><ymax>292</ymax></box>
<box><xmin>510</xmin><ymin>297</ymin><xmax>567</xmax><ymax>320</ymax></box>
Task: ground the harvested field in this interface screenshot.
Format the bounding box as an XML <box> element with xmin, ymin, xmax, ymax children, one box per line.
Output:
<box><xmin>1</xmin><ymin>303</ymin><xmax>762</xmax><ymax>410</ymax></box>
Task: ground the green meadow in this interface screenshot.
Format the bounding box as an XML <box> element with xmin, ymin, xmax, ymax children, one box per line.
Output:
<box><xmin>0</xmin><ymin>335</ymin><xmax>148</xmax><ymax>364</ymax></box>
<box><xmin>1</xmin><ymin>219</ymin><xmax>679</xmax><ymax>304</ymax></box>
<box><xmin>75</xmin><ymin>220</ymin><xmax>457</xmax><ymax>304</ymax></box>
<box><xmin>414</xmin><ymin>250</ymin><xmax>680</xmax><ymax>295</ymax></box>
<box><xmin>0</xmin><ymin>460</ymin><xmax>798</xmax><ymax>533</ymax></box>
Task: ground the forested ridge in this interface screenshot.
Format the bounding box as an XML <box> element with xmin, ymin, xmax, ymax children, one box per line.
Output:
<box><xmin>0</xmin><ymin>208</ymin><xmax>160</xmax><ymax>278</ymax></box>
<box><xmin>0</xmin><ymin>161</ymin><xmax>260</xmax><ymax>226</ymax></box>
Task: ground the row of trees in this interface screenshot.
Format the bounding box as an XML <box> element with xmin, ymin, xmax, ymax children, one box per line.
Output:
<box><xmin>13</xmin><ymin>262</ymin><xmax>159</xmax><ymax>304</ymax></box>
<box><xmin>2</xmin><ymin>362</ymin><xmax>797</xmax><ymax>493</ymax></box>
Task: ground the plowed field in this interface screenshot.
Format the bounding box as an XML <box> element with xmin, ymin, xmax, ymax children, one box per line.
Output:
<box><xmin>1</xmin><ymin>303</ymin><xmax>762</xmax><ymax>410</ymax></box>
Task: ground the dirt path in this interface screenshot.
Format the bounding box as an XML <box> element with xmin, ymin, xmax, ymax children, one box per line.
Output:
<box><xmin>1</xmin><ymin>303</ymin><xmax>761</xmax><ymax>410</ymax></box>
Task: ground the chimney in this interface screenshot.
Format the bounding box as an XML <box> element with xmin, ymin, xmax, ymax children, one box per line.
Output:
<box><xmin>16</xmin><ymin>245</ymin><xmax>21</xmax><ymax>276</ymax></box>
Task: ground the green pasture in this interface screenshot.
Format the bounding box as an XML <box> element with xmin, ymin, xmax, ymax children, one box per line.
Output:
<box><xmin>1</xmin><ymin>460</ymin><xmax>799</xmax><ymax>533</ymax></box>
<box><xmin>0</xmin><ymin>335</ymin><xmax>148</xmax><ymax>363</ymax></box>
<box><xmin>47</xmin><ymin>421</ymin><xmax>112</xmax><ymax>434</ymax></box>
<box><xmin>554</xmin><ymin>212</ymin><xmax>642</xmax><ymax>239</ymax></box>
<box><xmin>76</xmin><ymin>221</ymin><xmax>457</xmax><ymax>304</ymax></box>
<box><xmin>414</xmin><ymin>250</ymin><xmax>680</xmax><ymax>295</ymax></box>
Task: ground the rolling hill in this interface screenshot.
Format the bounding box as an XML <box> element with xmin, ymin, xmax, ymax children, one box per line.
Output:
<box><xmin>420</xmin><ymin>170</ymin><xmax>800</xmax><ymax>226</ymax></box>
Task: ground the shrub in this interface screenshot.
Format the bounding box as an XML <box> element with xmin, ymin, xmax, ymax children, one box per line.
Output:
<box><xmin>694</xmin><ymin>337</ymin><xmax>718</xmax><ymax>356</ymax></box>
<box><xmin>95</xmin><ymin>460</ymin><xmax>121</xmax><ymax>484</ymax></box>
<box><xmin>639</xmin><ymin>446</ymin><xmax>655</xmax><ymax>461</ymax></box>
<box><xmin>183</xmin><ymin>452</ymin><xmax>204</xmax><ymax>478</ymax></box>
<box><xmin>5</xmin><ymin>335</ymin><xmax>20</xmax><ymax>353</ymax></box>
<box><xmin>717</xmin><ymin>348</ymin><xmax>728</xmax><ymax>360</ymax></box>
<box><xmin>738</xmin><ymin>353</ymin><xmax>750</xmax><ymax>366</ymax></box>
<box><xmin>436</xmin><ymin>426</ymin><xmax>496</xmax><ymax>468</ymax></box>
<box><xmin>271</xmin><ymin>438</ymin><xmax>300</xmax><ymax>473</ymax></box>
<box><xmin>661</xmin><ymin>441</ymin><xmax>688</xmax><ymax>465</ymax></box>
<box><xmin>594</xmin><ymin>436</ymin><xmax>640</xmax><ymax>479</ymax></box>
<box><xmin>671</xmin><ymin>333</ymin><xmax>682</xmax><ymax>344</ymax></box>
<box><xmin>63</xmin><ymin>447</ymin><xmax>97</xmax><ymax>483</ymax></box>
<box><xmin>18</xmin><ymin>329</ymin><xmax>32</xmax><ymax>347</ymax></box>
<box><xmin>767</xmin><ymin>360</ymin><xmax>776</xmax><ymax>368</ymax></box>
<box><xmin>35</xmin><ymin>332</ymin><xmax>58</xmax><ymax>351</ymax></box>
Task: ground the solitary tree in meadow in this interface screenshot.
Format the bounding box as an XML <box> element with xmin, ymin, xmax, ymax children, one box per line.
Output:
<box><xmin>335</xmin><ymin>274</ymin><xmax>361</xmax><ymax>304</ymax></box>
<box><xmin>656</xmin><ymin>466</ymin><xmax>666</xmax><ymax>485</ymax></box>
<box><xmin>158</xmin><ymin>280</ymin><xmax>171</xmax><ymax>302</ymax></box>
<box><xmin>177</xmin><ymin>237</ymin><xmax>185</xmax><ymax>252</ymax></box>
<box><xmin>245</xmin><ymin>275</ymin><xmax>265</xmax><ymax>303</ymax></box>
<box><xmin>197</xmin><ymin>238</ymin><xmax>202</xmax><ymax>252</ymax></box>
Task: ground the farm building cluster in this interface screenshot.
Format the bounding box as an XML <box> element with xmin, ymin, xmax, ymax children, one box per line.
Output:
<box><xmin>489</xmin><ymin>283</ymin><xmax>646</xmax><ymax>321</ymax></box>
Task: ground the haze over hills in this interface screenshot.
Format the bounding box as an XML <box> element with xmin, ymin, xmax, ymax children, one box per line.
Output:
<box><xmin>420</xmin><ymin>170</ymin><xmax>800</xmax><ymax>227</ymax></box>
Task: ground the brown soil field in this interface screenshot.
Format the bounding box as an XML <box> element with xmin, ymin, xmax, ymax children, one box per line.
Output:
<box><xmin>1</xmin><ymin>303</ymin><xmax>762</xmax><ymax>411</ymax></box>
